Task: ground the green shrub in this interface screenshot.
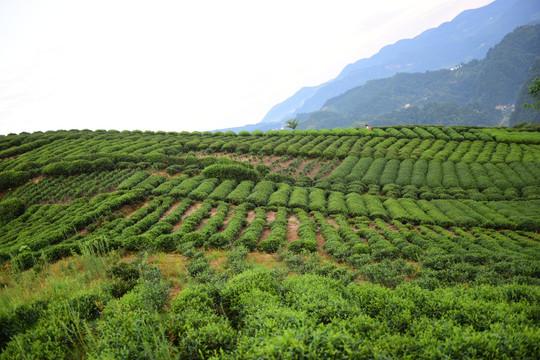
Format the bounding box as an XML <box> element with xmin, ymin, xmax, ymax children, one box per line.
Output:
<box><xmin>202</xmin><ymin>163</ymin><xmax>258</xmax><ymax>182</ymax></box>
<box><xmin>360</xmin><ymin>259</ymin><xmax>415</xmax><ymax>288</ymax></box>
<box><xmin>0</xmin><ymin>198</ymin><xmax>26</xmax><ymax>225</ymax></box>
<box><xmin>0</xmin><ymin>171</ymin><xmax>31</xmax><ymax>192</ymax></box>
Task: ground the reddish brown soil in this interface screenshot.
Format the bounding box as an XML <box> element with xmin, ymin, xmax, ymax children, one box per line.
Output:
<box><xmin>320</xmin><ymin>158</ymin><xmax>344</xmax><ymax>178</ymax></box>
<box><xmin>269</xmin><ymin>158</ymin><xmax>296</xmax><ymax>173</ymax></box>
<box><xmin>387</xmin><ymin>223</ymin><xmax>399</xmax><ymax>232</ymax></box>
<box><xmin>266</xmin><ymin>211</ymin><xmax>276</xmax><ymax>223</ymax></box>
<box><xmin>316</xmin><ymin>233</ymin><xmax>325</xmax><ymax>254</ymax></box>
<box><xmin>245</xmin><ymin>210</ymin><xmax>256</xmax><ymax>223</ymax></box>
<box><xmin>445</xmin><ymin>229</ymin><xmax>457</xmax><ymax>237</ymax></box>
<box><xmin>218</xmin><ymin>206</ymin><xmax>235</xmax><ymax>232</ymax></box>
<box><xmin>258</xmin><ymin>228</ymin><xmax>271</xmax><ymax>244</ymax></box>
<box><xmin>368</xmin><ymin>221</ymin><xmax>380</xmax><ymax>232</ymax></box>
<box><xmin>412</xmin><ymin>226</ymin><xmax>423</xmax><ymax>235</ymax></box>
<box><xmin>326</xmin><ymin>217</ymin><xmax>338</xmax><ymax>229</ymax></box>
<box><xmin>262</xmin><ymin>156</ymin><xmax>281</xmax><ymax>166</ymax></box>
<box><xmin>172</xmin><ymin>203</ymin><xmax>202</xmax><ymax>232</ymax></box>
<box><xmin>160</xmin><ymin>201</ymin><xmax>181</xmax><ymax>220</ymax></box>
<box><xmin>296</xmin><ymin>160</ymin><xmax>310</xmax><ymax>173</ymax></box>
<box><xmin>307</xmin><ymin>161</ymin><xmax>324</xmax><ymax>178</ymax></box>
<box><xmin>195</xmin><ymin>207</ymin><xmax>218</xmax><ymax>231</ymax></box>
<box><xmin>120</xmin><ymin>201</ymin><xmax>148</xmax><ymax>219</ymax></box>
<box><xmin>0</xmin><ymin>154</ymin><xmax>21</xmax><ymax>162</ymax></box>
<box><xmin>287</xmin><ymin>215</ymin><xmax>300</xmax><ymax>243</ymax></box>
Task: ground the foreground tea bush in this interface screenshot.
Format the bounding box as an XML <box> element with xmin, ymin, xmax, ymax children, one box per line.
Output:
<box><xmin>167</xmin><ymin>268</ymin><xmax>539</xmax><ymax>359</ymax></box>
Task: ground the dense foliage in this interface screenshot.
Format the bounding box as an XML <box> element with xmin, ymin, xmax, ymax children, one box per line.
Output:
<box><xmin>0</xmin><ymin>126</ymin><xmax>539</xmax><ymax>358</ymax></box>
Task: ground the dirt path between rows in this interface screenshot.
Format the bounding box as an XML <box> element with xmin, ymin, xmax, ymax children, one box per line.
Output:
<box><xmin>218</xmin><ymin>206</ymin><xmax>235</xmax><ymax>232</ymax></box>
<box><xmin>326</xmin><ymin>217</ymin><xmax>338</xmax><ymax>229</ymax></box>
<box><xmin>316</xmin><ymin>233</ymin><xmax>325</xmax><ymax>254</ymax></box>
<box><xmin>172</xmin><ymin>203</ymin><xmax>201</xmax><ymax>232</ymax></box>
<box><xmin>245</xmin><ymin>210</ymin><xmax>256</xmax><ymax>223</ymax></box>
<box><xmin>287</xmin><ymin>215</ymin><xmax>300</xmax><ymax>243</ymax></box>
<box><xmin>195</xmin><ymin>207</ymin><xmax>219</xmax><ymax>231</ymax></box>
<box><xmin>124</xmin><ymin>201</ymin><xmax>149</xmax><ymax>219</ymax></box>
<box><xmin>160</xmin><ymin>201</ymin><xmax>181</xmax><ymax>220</ymax></box>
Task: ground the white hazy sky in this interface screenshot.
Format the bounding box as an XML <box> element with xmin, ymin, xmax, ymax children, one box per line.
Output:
<box><xmin>0</xmin><ymin>0</ymin><xmax>493</xmax><ymax>135</ymax></box>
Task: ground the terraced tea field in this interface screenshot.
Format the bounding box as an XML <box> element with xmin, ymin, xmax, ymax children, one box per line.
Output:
<box><xmin>0</xmin><ymin>126</ymin><xmax>539</xmax><ymax>359</ymax></box>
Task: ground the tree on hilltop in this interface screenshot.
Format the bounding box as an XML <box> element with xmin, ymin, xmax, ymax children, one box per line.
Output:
<box><xmin>524</xmin><ymin>77</ymin><xmax>540</xmax><ymax>111</ymax></box>
<box><xmin>285</xmin><ymin>118</ymin><xmax>298</xmax><ymax>129</ymax></box>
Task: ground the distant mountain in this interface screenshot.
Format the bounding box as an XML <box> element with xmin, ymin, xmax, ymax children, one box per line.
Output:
<box><xmin>257</xmin><ymin>0</ymin><xmax>540</xmax><ymax>129</ymax></box>
<box><xmin>297</xmin><ymin>24</ymin><xmax>540</xmax><ymax>129</ymax></box>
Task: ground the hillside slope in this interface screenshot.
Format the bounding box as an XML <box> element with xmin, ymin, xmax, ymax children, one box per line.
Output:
<box><xmin>298</xmin><ymin>24</ymin><xmax>540</xmax><ymax>129</ymax></box>
<box><xmin>511</xmin><ymin>57</ymin><xmax>540</xmax><ymax>125</ymax></box>
<box><xmin>0</xmin><ymin>127</ymin><xmax>539</xmax><ymax>358</ymax></box>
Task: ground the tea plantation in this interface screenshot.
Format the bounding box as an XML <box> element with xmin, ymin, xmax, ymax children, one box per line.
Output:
<box><xmin>0</xmin><ymin>126</ymin><xmax>539</xmax><ymax>359</ymax></box>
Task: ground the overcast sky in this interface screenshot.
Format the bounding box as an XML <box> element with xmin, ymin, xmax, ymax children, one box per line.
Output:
<box><xmin>0</xmin><ymin>0</ymin><xmax>493</xmax><ymax>135</ymax></box>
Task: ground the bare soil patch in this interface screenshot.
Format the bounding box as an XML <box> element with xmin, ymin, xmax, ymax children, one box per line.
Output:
<box><xmin>307</xmin><ymin>161</ymin><xmax>324</xmax><ymax>178</ymax></box>
<box><xmin>325</xmin><ymin>158</ymin><xmax>344</xmax><ymax>177</ymax></box>
<box><xmin>160</xmin><ymin>201</ymin><xmax>181</xmax><ymax>220</ymax></box>
<box><xmin>296</xmin><ymin>160</ymin><xmax>311</xmax><ymax>173</ymax></box>
<box><xmin>326</xmin><ymin>217</ymin><xmax>338</xmax><ymax>229</ymax></box>
<box><xmin>218</xmin><ymin>206</ymin><xmax>235</xmax><ymax>232</ymax></box>
<box><xmin>316</xmin><ymin>233</ymin><xmax>325</xmax><ymax>254</ymax></box>
<box><xmin>172</xmin><ymin>203</ymin><xmax>202</xmax><ymax>232</ymax></box>
<box><xmin>0</xmin><ymin>154</ymin><xmax>21</xmax><ymax>162</ymax></box>
<box><xmin>262</xmin><ymin>156</ymin><xmax>281</xmax><ymax>166</ymax></box>
<box><xmin>412</xmin><ymin>226</ymin><xmax>423</xmax><ymax>235</ymax></box>
<box><xmin>269</xmin><ymin>158</ymin><xmax>296</xmax><ymax>173</ymax></box>
<box><xmin>258</xmin><ymin>228</ymin><xmax>271</xmax><ymax>244</ymax></box>
<box><xmin>266</xmin><ymin>211</ymin><xmax>276</xmax><ymax>223</ymax></box>
<box><xmin>245</xmin><ymin>210</ymin><xmax>256</xmax><ymax>223</ymax></box>
<box><xmin>195</xmin><ymin>152</ymin><xmax>266</xmax><ymax>167</ymax></box>
<box><xmin>287</xmin><ymin>215</ymin><xmax>300</xmax><ymax>243</ymax></box>
<box><xmin>445</xmin><ymin>229</ymin><xmax>457</xmax><ymax>237</ymax></box>
<box><xmin>195</xmin><ymin>207</ymin><xmax>218</xmax><ymax>231</ymax></box>
<box><xmin>387</xmin><ymin>223</ymin><xmax>398</xmax><ymax>232</ymax></box>
<box><xmin>368</xmin><ymin>221</ymin><xmax>380</xmax><ymax>232</ymax></box>
<box><xmin>119</xmin><ymin>201</ymin><xmax>148</xmax><ymax>219</ymax></box>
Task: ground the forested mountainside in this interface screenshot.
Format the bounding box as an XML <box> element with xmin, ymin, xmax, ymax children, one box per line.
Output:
<box><xmin>0</xmin><ymin>127</ymin><xmax>539</xmax><ymax>358</ymax></box>
<box><xmin>511</xmin><ymin>57</ymin><xmax>540</xmax><ymax>125</ymax></box>
<box><xmin>297</xmin><ymin>24</ymin><xmax>540</xmax><ymax>129</ymax></box>
<box><xmin>256</xmin><ymin>0</ymin><xmax>540</xmax><ymax>130</ymax></box>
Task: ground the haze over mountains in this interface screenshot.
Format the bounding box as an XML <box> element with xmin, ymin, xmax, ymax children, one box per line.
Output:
<box><xmin>297</xmin><ymin>24</ymin><xmax>540</xmax><ymax>129</ymax></box>
<box><xmin>222</xmin><ymin>0</ymin><xmax>540</xmax><ymax>132</ymax></box>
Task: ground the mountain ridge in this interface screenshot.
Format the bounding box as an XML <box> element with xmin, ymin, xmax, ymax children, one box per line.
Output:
<box><xmin>223</xmin><ymin>0</ymin><xmax>539</xmax><ymax>132</ymax></box>
<box><xmin>297</xmin><ymin>24</ymin><xmax>540</xmax><ymax>129</ymax></box>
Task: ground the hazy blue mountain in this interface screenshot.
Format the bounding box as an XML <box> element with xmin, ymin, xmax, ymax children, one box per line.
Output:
<box><xmin>297</xmin><ymin>24</ymin><xmax>540</xmax><ymax>129</ymax></box>
<box><xmin>258</xmin><ymin>0</ymin><xmax>540</xmax><ymax>128</ymax></box>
